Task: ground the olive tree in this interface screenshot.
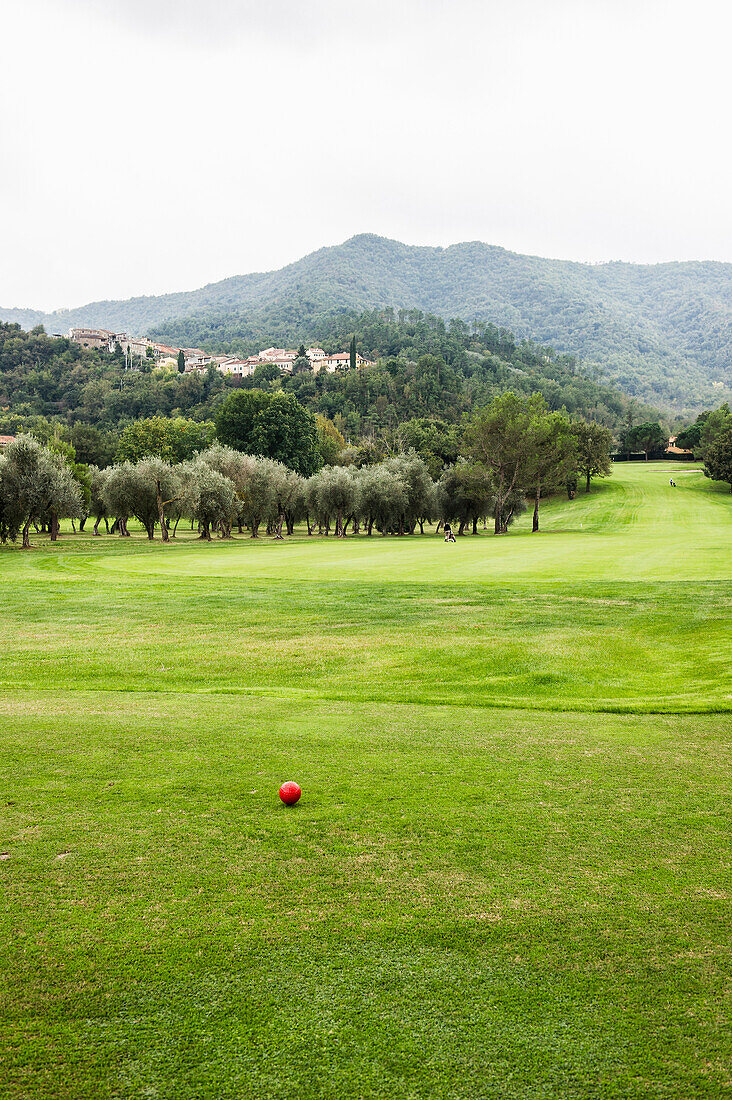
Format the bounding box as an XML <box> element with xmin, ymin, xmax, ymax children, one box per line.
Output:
<box><xmin>239</xmin><ymin>457</ymin><xmax>280</xmax><ymax>538</ymax></box>
<box><xmin>184</xmin><ymin>460</ymin><xmax>238</xmax><ymax>540</ymax></box>
<box><xmin>269</xmin><ymin>463</ymin><xmax>305</xmax><ymax>537</ymax></box>
<box><xmin>437</xmin><ymin>461</ymin><xmax>494</xmax><ymax>535</ymax></box>
<box><xmin>101</xmin><ymin>463</ymin><xmax>135</xmax><ymax>536</ymax></box>
<box><xmin>309</xmin><ymin>465</ymin><xmax>360</xmax><ymax>537</ymax></box>
<box><xmin>384</xmin><ymin>452</ymin><xmax>435</xmax><ymax>534</ymax></box>
<box><xmin>198</xmin><ymin>444</ymin><xmax>255</xmax><ymax>536</ymax></box>
<box><xmin>0</xmin><ymin>435</ymin><xmax>83</xmax><ymax>548</ymax></box>
<box><xmin>88</xmin><ymin>466</ymin><xmax>111</xmax><ymax>535</ymax></box>
<box><xmin>356</xmin><ymin>466</ymin><xmax>407</xmax><ymax>535</ymax></box>
<box><xmin>101</xmin><ymin>459</ymin><xmax>181</xmax><ymax>540</ymax></box>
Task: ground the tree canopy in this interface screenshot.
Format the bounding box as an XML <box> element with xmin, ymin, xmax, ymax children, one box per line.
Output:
<box><xmin>214</xmin><ymin>390</ymin><xmax>322</xmax><ymax>476</ymax></box>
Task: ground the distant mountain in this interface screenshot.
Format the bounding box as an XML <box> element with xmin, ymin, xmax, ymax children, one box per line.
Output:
<box><xmin>3</xmin><ymin>234</ymin><xmax>731</xmax><ymax>411</ymax></box>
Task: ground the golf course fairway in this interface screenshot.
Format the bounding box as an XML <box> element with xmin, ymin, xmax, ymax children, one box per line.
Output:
<box><xmin>1</xmin><ymin>462</ymin><xmax>730</xmax><ymax>1099</ymax></box>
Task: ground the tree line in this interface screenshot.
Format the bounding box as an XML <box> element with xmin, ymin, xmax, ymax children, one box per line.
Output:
<box><xmin>0</xmin><ymin>391</ymin><xmax>616</xmax><ymax>548</ymax></box>
<box><xmin>0</xmin><ymin>309</ymin><xmax>662</xmax><ymax>453</ymax></box>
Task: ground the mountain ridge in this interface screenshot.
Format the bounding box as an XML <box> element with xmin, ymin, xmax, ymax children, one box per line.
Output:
<box><xmin>3</xmin><ymin>233</ymin><xmax>731</xmax><ymax>411</ymax></box>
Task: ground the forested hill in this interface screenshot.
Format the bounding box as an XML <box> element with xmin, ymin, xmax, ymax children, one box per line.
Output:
<box><xmin>0</xmin><ymin>311</ymin><xmax>660</xmax><ymax>443</ymax></box>
<box><xmin>3</xmin><ymin>234</ymin><xmax>731</xmax><ymax>412</ymax></box>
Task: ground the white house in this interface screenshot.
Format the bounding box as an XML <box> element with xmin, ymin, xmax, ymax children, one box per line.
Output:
<box><xmin>316</xmin><ymin>351</ymin><xmax>372</xmax><ymax>373</ymax></box>
<box><xmin>218</xmin><ymin>358</ymin><xmax>256</xmax><ymax>378</ymax></box>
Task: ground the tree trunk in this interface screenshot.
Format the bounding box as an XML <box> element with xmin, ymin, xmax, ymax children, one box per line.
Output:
<box><xmin>275</xmin><ymin>512</ymin><xmax>285</xmax><ymax>539</ymax></box>
<box><xmin>156</xmin><ymin>483</ymin><xmax>169</xmax><ymax>542</ymax></box>
<box><xmin>533</xmin><ymin>482</ymin><xmax>540</xmax><ymax>533</ymax></box>
<box><xmin>50</xmin><ymin>510</ymin><xmax>60</xmax><ymax>542</ymax></box>
<box><xmin>585</xmin><ymin>470</ymin><xmax>591</xmax><ymax>492</ymax></box>
<box><xmin>472</xmin><ymin>516</ymin><xmax>478</xmax><ymax>535</ymax></box>
<box><xmin>93</xmin><ymin>517</ymin><xmax>101</xmax><ymax>536</ymax></box>
<box><xmin>199</xmin><ymin>521</ymin><xmax>211</xmax><ymax>541</ymax></box>
<box><xmin>22</xmin><ymin>520</ymin><xmax>31</xmax><ymax>550</ymax></box>
<box><xmin>104</xmin><ymin>518</ymin><xmax>110</xmax><ymax>533</ymax></box>
<box><xmin>494</xmin><ymin>502</ymin><xmax>502</xmax><ymax>534</ymax></box>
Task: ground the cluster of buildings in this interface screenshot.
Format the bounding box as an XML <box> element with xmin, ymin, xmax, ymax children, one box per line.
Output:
<box><xmin>67</xmin><ymin>330</ymin><xmax>372</xmax><ymax>377</ymax></box>
<box><xmin>216</xmin><ymin>346</ymin><xmax>372</xmax><ymax>378</ymax></box>
<box><xmin>68</xmin><ymin>328</ymin><xmax>212</xmax><ymax>370</ymax></box>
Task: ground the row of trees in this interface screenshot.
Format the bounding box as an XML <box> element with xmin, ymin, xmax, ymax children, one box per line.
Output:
<box><xmin>85</xmin><ymin>449</ymin><xmax>520</xmax><ymax>542</ymax></box>
<box><xmin>0</xmin><ymin>392</ymin><xmax>616</xmax><ymax>547</ymax></box>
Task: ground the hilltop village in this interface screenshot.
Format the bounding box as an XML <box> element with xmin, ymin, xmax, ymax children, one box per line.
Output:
<box><xmin>67</xmin><ymin>328</ymin><xmax>372</xmax><ymax>376</ymax></box>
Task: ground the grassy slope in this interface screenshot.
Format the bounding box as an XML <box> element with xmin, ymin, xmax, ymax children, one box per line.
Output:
<box><xmin>0</xmin><ymin>463</ymin><xmax>730</xmax><ymax>1099</ymax></box>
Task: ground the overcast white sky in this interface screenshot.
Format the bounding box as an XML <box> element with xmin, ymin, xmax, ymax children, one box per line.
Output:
<box><xmin>2</xmin><ymin>0</ymin><xmax>731</xmax><ymax>310</ymax></box>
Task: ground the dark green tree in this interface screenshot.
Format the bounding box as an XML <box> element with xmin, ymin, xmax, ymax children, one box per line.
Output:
<box><xmin>703</xmin><ymin>427</ymin><xmax>732</xmax><ymax>492</ymax></box>
<box><xmin>571</xmin><ymin>420</ymin><xmax>614</xmax><ymax>491</ymax></box>
<box><xmin>526</xmin><ymin>408</ymin><xmax>577</xmax><ymax>531</ymax></box>
<box><xmin>214</xmin><ymin>390</ymin><xmax>322</xmax><ymax>476</ymax></box>
<box><xmin>464</xmin><ymin>391</ymin><xmax>543</xmax><ymax>533</ymax></box>
<box><xmin>698</xmin><ymin>403</ymin><xmax>732</xmax><ymax>458</ymax></box>
<box><xmin>626</xmin><ymin>421</ymin><xmax>667</xmax><ymax>461</ymax></box>
<box><xmin>436</xmin><ymin>460</ymin><xmax>494</xmax><ymax>535</ymax></box>
<box><xmin>177</xmin><ymin>349</ymin><xmax>185</xmax><ymax>373</ymax></box>
<box><xmin>292</xmin><ymin>345</ymin><xmax>312</xmax><ymax>375</ymax></box>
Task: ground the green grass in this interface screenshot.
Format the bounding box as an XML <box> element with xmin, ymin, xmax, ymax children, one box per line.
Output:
<box><xmin>1</xmin><ymin>462</ymin><xmax>730</xmax><ymax>1098</ymax></box>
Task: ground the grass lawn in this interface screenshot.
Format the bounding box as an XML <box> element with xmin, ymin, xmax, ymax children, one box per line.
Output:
<box><xmin>1</xmin><ymin>462</ymin><xmax>730</xmax><ymax>1098</ymax></box>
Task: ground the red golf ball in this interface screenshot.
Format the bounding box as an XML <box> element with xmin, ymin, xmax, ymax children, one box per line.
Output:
<box><xmin>279</xmin><ymin>781</ymin><xmax>301</xmax><ymax>806</ymax></box>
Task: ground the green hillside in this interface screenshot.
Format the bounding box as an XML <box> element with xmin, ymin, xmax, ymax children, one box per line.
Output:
<box><xmin>0</xmin><ymin>313</ymin><xmax>660</xmax><ymax>440</ymax></box>
<box><xmin>3</xmin><ymin>235</ymin><xmax>731</xmax><ymax>411</ymax></box>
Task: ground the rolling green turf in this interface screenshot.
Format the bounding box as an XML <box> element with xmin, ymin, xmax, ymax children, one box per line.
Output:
<box><xmin>1</xmin><ymin>463</ymin><xmax>730</xmax><ymax>1099</ymax></box>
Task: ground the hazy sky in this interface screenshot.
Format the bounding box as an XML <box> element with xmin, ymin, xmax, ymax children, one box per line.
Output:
<box><xmin>2</xmin><ymin>0</ymin><xmax>731</xmax><ymax>310</ymax></box>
